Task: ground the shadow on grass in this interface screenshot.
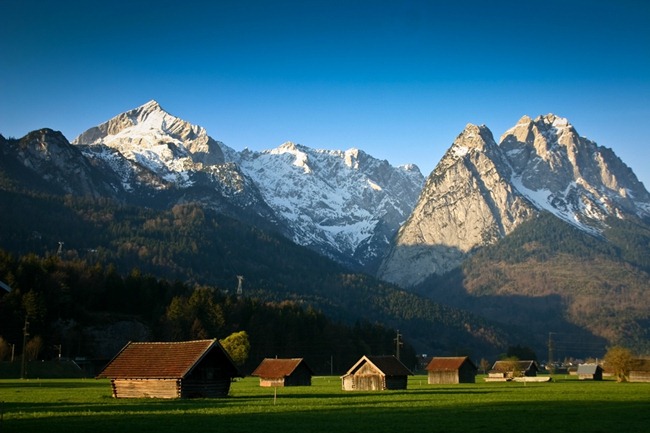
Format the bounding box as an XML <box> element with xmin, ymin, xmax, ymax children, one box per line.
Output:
<box><xmin>4</xmin><ymin>399</ymin><xmax>650</xmax><ymax>433</ymax></box>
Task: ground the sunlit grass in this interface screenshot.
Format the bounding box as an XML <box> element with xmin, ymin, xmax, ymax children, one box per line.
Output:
<box><xmin>1</xmin><ymin>375</ymin><xmax>649</xmax><ymax>433</ymax></box>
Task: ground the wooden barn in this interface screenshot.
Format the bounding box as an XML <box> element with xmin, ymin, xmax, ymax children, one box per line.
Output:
<box><xmin>577</xmin><ymin>364</ymin><xmax>603</xmax><ymax>381</ymax></box>
<box><xmin>426</xmin><ymin>356</ymin><xmax>477</xmax><ymax>384</ymax></box>
<box><xmin>251</xmin><ymin>358</ymin><xmax>313</xmax><ymax>387</ymax></box>
<box><xmin>97</xmin><ymin>339</ymin><xmax>241</xmax><ymax>398</ymax></box>
<box><xmin>488</xmin><ymin>360</ymin><xmax>539</xmax><ymax>379</ymax></box>
<box><xmin>629</xmin><ymin>358</ymin><xmax>650</xmax><ymax>382</ymax></box>
<box><xmin>341</xmin><ymin>355</ymin><xmax>412</xmax><ymax>391</ymax></box>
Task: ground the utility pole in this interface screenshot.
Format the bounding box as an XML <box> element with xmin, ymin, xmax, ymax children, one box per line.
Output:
<box><xmin>548</xmin><ymin>332</ymin><xmax>555</xmax><ymax>374</ymax></box>
<box><xmin>394</xmin><ymin>330</ymin><xmax>403</xmax><ymax>361</ymax></box>
<box><xmin>21</xmin><ymin>318</ymin><xmax>29</xmax><ymax>379</ymax></box>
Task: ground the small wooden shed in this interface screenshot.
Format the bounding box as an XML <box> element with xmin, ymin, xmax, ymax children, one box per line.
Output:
<box><xmin>97</xmin><ymin>339</ymin><xmax>241</xmax><ymax>398</ymax></box>
<box><xmin>629</xmin><ymin>358</ymin><xmax>650</xmax><ymax>383</ymax></box>
<box><xmin>489</xmin><ymin>360</ymin><xmax>539</xmax><ymax>379</ymax></box>
<box><xmin>251</xmin><ymin>358</ymin><xmax>314</xmax><ymax>387</ymax></box>
<box><xmin>577</xmin><ymin>363</ymin><xmax>603</xmax><ymax>381</ymax></box>
<box><xmin>426</xmin><ymin>356</ymin><xmax>477</xmax><ymax>384</ymax></box>
<box><xmin>341</xmin><ymin>355</ymin><xmax>412</xmax><ymax>391</ymax></box>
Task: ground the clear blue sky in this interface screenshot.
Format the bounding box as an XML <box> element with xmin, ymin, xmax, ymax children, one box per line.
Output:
<box><xmin>2</xmin><ymin>0</ymin><xmax>649</xmax><ymax>186</ymax></box>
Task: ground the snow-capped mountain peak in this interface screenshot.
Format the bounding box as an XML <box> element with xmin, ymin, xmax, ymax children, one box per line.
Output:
<box><xmin>73</xmin><ymin>101</ymin><xmax>225</xmax><ymax>173</ymax></box>
<box><xmin>269</xmin><ymin>142</ymin><xmax>312</xmax><ymax>174</ymax></box>
<box><xmin>234</xmin><ymin>142</ymin><xmax>424</xmax><ymax>270</ymax></box>
<box><xmin>501</xmin><ymin>113</ymin><xmax>650</xmax><ymax>229</ymax></box>
<box><xmin>69</xmin><ymin>102</ymin><xmax>424</xmax><ymax>271</ymax></box>
<box><xmin>380</xmin><ymin>114</ymin><xmax>650</xmax><ymax>287</ymax></box>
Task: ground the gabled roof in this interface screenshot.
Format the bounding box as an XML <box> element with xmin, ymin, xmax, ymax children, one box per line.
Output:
<box><xmin>426</xmin><ymin>356</ymin><xmax>476</xmax><ymax>372</ymax></box>
<box><xmin>491</xmin><ymin>360</ymin><xmax>538</xmax><ymax>372</ymax></box>
<box><xmin>577</xmin><ymin>364</ymin><xmax>602</xmax><ymax>375</ymax></box>
<box><xmin>97</xmin><ymin>339</ymin><xmax>236</xmax><ymax>379</ymax></box>
<box><xmin>251</xmin><ymin>358</ymin><xmax>313</xmax><ymax>379</ymax></box>
<box><xmin>343</xmin><ymin>355</ymin><xmax>413</xmax><ymax>377</ymax></box>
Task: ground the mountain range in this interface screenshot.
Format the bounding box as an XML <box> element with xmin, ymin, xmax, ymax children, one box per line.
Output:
<box><xmin>1</xmin><ymin>101</ymin><xmax>648</xmax><ymax>357</ymax></box>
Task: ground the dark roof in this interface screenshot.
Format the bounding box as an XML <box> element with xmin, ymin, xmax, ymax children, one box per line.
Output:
<box><xmin>251</xmin><ymin>358</ymin><xmax>313</xmax><ymax>379</ymax></box>
<box><xmin>344</xmin><ymin>355</ymin><xmax>412</xmax><ymax>377</ymax></box>
<box><xmin>426</xmin><ymin>356</ymin><xmax>476</xmax><ymax>372</ymax></box>
<box><xmin>491</xmin><ymin>360</ymin><xmax>538</xmax><ymax>372</ymax></box>
<box><xmin>577</xmin><ymin>364</ymin><xmax>602</xmax><ymax>375</ymax></box>
<box><xmin>97</xmin><ymin>339</ymin><xmax>235</xmax><ymax>379</ymax></box>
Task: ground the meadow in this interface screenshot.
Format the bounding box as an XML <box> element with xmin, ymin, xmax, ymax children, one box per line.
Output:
<box><xmin>1</xmin><ymin>375</ymin><xmax>649</xmax><ymax>433</ymax></box>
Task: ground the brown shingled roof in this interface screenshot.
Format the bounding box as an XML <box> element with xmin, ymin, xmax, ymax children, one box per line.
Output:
<box><xmin>97</xmin><ymin>339</ymin><xmax>225</xmax><ymax>379</ymax></box>
<box><xmin>426</xmin><ymin>356</ymin><xmax>476</xmax><ymax>371</ymax></box>
<box><xmin>251</xmin><ymin>358</ymin><xmax>312</xmax><ymax>379</ymax></box>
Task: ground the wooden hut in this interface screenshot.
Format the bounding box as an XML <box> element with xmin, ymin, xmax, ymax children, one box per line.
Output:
<box><xmin>489</xmin><ymin>360</ymin><xmax>539</xmax><ymax>379</ymax></box>
<box><xmin>251</xmin><ymin>358</ymin><xmax>313</xmax><ymax>387</ymax></box>
<box><xmin>97</xmin><ymin>339</ymin><xmax>241</xmax><ymax>398</ymax></box>
<box><xmin>341</xmin><ymin>355</ymin><xmax>412</xmax><ymax>391</ymax></box>
<box><xmin>577</xmin><ymin>364</ymin><xmax>603</xmax><ymax>381</ymax></box>
<box><xmin>629</xmin><ymin>358</ymin><xmax>650</xmax><ymax>383</ymax></box>
<box><xmin>426</xmin><ymin>356</ymin><xmax>477</xmax><ymax>384</ymax></box>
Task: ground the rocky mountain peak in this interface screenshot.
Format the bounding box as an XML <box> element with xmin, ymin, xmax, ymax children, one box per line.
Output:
<box><xmin>1</xmin><ymin>128</ymin><xmax>118</xmax><ymax>197</ymax></box>
<box><xmin>501</xmin><ymin>114</ymin><xmax>649</xmax><ymax>227</ymax></box>
<box><xmin>378</xmin><ymin>124</ymin><xmax>536</xmax><ymax>287</ymax></box>
<box><xmin>73</xmin><ymin>101</ymin><xmax>224</xmax><ymax>167</ymax></box>
<box><xmin>379</xmin><ymin>114</ymin><xmax>650</xmax><ymax>287</ymax></box>
<box><xmin>269</xmin><ymin>142</ymin><xmax>312</xmax><ymax>173</ymax></box>
<box><xmin>234</xmin><ymin>142</ymin><xmax>424</xmax><ymax>271</ymax></box>
<box><xmin>449</xmin><ymin>124</ymin><xmax>495</xmax><ymax>156</ymax></box>
<box><xmin>344</xmin><ymin>148</ymin><xmax>361</xmax><ymax>169</ymax></box>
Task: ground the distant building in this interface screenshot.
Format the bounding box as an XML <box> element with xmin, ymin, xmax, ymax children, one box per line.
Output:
<box><xmin>489</xmin><ymin>360</ymin><xmax>539</xmax><ymax>379</ymax></box>
<box><xmin>629</xmin><ymin>359</ymin><xmax>650</xmax><ymax>383</ymax></box>
<box><xmin>577</xmin><ymin>364</ymin><xmax>603</xmax><ymax>381</ymax></box>
<box><xmin>426</xmin><ymin>356</ymin><xmax>477</xmax><ymax>384</ymax></box>
<box><xmin>97</xmin><ymin>339</ymin><xmax>241</xmax><ymax>398</ymax></box>
<box><xmin>251</xmin><ymin>358</ymin><xmax>313</xmax><ymax>387</ymax></box>
<box><xmin>341</xmin><ymin>355</ymin><xmax>412</xmax><ymax>391</ymax></box>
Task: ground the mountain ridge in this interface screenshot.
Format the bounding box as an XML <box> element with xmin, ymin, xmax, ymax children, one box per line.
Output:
<box><xmin>379</xmin><ymin>114</ymin><xmax>650</xmax><ymax>288</ymax></box>
<box><xmin>1</xmin><ymin>103</ymin><xmax>648</xmax><ymax>356</ymax></box>
<box><xmin>71</xmin><ymin>101</ymin><xmax>425</xmax><ymax>271</ymax></box>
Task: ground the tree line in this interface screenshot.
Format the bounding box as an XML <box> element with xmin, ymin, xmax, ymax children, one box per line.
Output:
<box><xmin>0</xmin><ymin>250</ymin><xmax>416</xmax><ymax>374</ymax></box>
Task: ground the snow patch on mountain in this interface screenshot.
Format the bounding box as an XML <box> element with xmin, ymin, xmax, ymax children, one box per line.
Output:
<box><xmin>229</xmin><ymin>141</ymin><xmax>424</xmax><ymax>269</ymax></box>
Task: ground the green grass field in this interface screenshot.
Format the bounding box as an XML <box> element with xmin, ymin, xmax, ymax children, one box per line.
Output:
<box><xmin>1</xmin><ymin>376</ymin><xmax>649</xmax><ymax>433</ymax></box>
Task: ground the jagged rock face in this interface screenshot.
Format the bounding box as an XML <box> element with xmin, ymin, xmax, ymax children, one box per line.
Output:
<box><xmin>228</xmin><ymin>142</ymin><xmax>424</xmax><ymax>271</ymax></box>
<box><xmin>69</xmin><ymin>101</ymin><xmax>424</xmax><ymax>269</ymax></box>
<box><xmin>379</xmin><ymin>115</ymin><xmax>650</xmax><ymax>288</ymax></box>
<box><xmin>72</xmin><ymin>101</ymin><xmax>281</xmax><ymax>231</ymax></box>
<box><xmin>378</xmin><ymin>124</ymin><xmax>536</xmax><ymax>287</ymax></box>
<box><xmin>0</xmin><ymin>129</ymin><xmax>119</xmax><ymax>197</ymax></box>
<box><xmin>73</xmin><ymin>100</ymin><xmax>225</xmax><ymax>169</ymax></box>
<box><xmin>501</xmin><ymin>114</ymin><xmax>650</xmax><ymax>227</ymax></box>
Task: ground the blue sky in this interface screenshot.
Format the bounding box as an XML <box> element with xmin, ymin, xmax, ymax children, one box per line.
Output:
<box><xmin>2</xmin><ymin>0</ymin><xmax>649</xmax><ymax>186</ymax></box>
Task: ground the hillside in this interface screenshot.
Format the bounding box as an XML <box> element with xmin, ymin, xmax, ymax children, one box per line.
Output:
<box><xmin>415</xmin><ymin>212</ymin><xmax>650</xmax><ymax>357</ymax></box>
<box><xmin>0</xmin><ymin>190</ymin><xmax>513</xmax><ymax>362</ymax></box>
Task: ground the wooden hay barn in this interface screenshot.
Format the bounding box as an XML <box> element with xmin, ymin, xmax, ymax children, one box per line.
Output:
<box><xmin>97</xmin><ymin>339</ymin><xmax>241</xmax><ymax>398</ymax></box>
<box><xmin>341</xmin><ymin>355</ymin><xmax>412</xmax><ymax>391</ymax></box>
<box><xmin>629</xmin><ymin>358</ymin><xmax>650</xmax><ymax>383</ymax></box>
<box><xmin>577</xmin><ymin>363</ymin><xmax>603</xmax><ymax>381</ymax></box>
<box><xmin>426</xmin><ymin>356</ymin><xmax>477</xmax><ymax>384</ymax></box>
<box><xmin>488</xmin><ymin>360</ymin><xmax>539</xmax><ymax>380</ymax></box>
<box><xmin>251</xmin><ymin>358</ymin><xmax>313</xmax><ymax>387</ymax></box>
